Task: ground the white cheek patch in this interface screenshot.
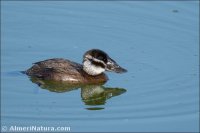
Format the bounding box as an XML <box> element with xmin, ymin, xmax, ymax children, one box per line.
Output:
<box><xmin>83</xmin><ymin>60</ymin><xmax>105</xmax><ymax>76</ymax></box>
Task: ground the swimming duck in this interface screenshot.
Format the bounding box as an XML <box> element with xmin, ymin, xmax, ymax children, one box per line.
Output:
<box><xmin>25</xmin><ymin>49</ymin><xmax>127</xmax><ymax>84</ymax></box>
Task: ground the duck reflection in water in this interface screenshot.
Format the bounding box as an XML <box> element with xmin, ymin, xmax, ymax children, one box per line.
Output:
<box><xmin>25</xmin><ymin>49</ymin><xmax>127</xmax><ymax>110</ymax></box>
<box><xmin>30</xmin><ymin>77</ymin><xmax>126</xmax><ymax>110</ymax></box>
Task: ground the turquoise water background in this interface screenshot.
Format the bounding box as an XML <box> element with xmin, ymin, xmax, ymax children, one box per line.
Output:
<box><xmin>1</xmin><ymin>1</ymin><xmax>199</xmax><ymax>132</ymax></box>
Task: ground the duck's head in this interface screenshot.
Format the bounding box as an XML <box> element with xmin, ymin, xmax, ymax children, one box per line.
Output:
<box><xmin>83</xmin><ymin>49</ymin><xmax>127</xmax><ymax>76</ymax></box>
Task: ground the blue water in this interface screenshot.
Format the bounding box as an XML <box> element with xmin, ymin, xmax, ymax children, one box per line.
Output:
<box><xmin>1</xmin><ymin>1</ymin><xmax>199</xmax><ymax>132</ymax></box>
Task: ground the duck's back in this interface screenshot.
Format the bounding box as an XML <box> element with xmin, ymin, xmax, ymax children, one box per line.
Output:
<box><xmin>26</xmin><ymin>58</ymin><xmax>108</xmax><ymax>84</ymax></box>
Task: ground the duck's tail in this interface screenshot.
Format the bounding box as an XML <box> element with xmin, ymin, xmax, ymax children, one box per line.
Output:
<box><xmin>20</xmin><ymin>71</ymin><xmax>27</xmax><ymax>74</ymax></box>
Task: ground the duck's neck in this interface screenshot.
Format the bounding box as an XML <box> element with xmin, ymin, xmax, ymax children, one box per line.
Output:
<box><xmin>83</xmin><ymin>60</ymin><xmax>105</xmax><ymax>76</ymax></box>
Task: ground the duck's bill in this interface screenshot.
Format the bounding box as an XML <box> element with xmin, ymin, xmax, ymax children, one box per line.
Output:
<box><xmin>112</xmin><ymin>66</ymin><xmax>127</xmax><ymax>73</ymax></box>
<box><xmin>106</xmin><ymin>58</ymin><xmax>127</xmax><ymax>73</ymax></box>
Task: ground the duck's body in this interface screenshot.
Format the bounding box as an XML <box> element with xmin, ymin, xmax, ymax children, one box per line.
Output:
<box><xmin>25</xmin><ymin>49</ymin><xmax>127</xmax><ymax>84</ymax></box>
<box><xmin>26</xmin><ymin>58</ymin><xmax>108</xmax><ymax>84</ymax></box>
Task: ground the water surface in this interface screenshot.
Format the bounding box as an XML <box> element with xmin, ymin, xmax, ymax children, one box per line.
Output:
<box><xmin>1</xmin><ymin>1</ymin><xmax>199</xmax><ymax>132</ymax></box>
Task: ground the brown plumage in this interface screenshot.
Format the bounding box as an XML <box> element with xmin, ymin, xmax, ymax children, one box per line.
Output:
<box><xmin>26</xmin><ymin>58</ymin><xmax>108</xmax><ymax>84</ymax></box>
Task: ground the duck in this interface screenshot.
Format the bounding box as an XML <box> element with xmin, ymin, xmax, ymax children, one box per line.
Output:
<box><xmin>25</xmin><ymin>49</ymin><xmax>127</xmax><ymax>84</ymax></box>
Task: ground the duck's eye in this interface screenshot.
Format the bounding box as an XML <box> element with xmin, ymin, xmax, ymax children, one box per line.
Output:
<box><xmin>103</xmin><ymin>58</ymin><xmax>107</xmax><ymax>63</ymax></box>
<box><xmin>97</xmin><ymin>56</ymin><xmax>107</xmax><ymax>63</ymax></box>
<box><xmin>98</xmin><ymin>56</ymin><xmax>103</xmax><ymax>60</ymax></box>
<box><xmin>91</xmin><ymin>60</ymin><xmax>106</xmax><ymax>68</ymax></box>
